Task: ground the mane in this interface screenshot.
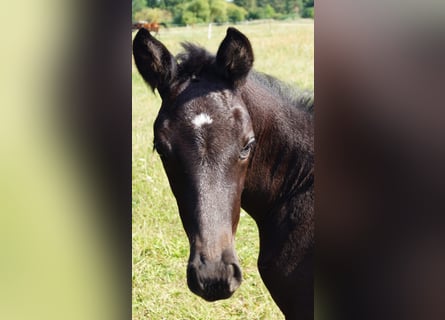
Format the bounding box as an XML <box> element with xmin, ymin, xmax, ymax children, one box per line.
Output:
<box><xmin>176</xmin><ymin>43</ymin><xmax>314</xmax><ymax>114</ymax></box>
<box><xmin>250</xmin><ymin>71</ymin><xmax>314</xmax><ymax>114</ymax></box>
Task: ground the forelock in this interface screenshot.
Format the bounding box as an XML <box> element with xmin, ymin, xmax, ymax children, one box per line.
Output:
<box><xmin>176</xmin><ymin>43</ymin><xmax>217</xmax><ymax>80</ymax></box>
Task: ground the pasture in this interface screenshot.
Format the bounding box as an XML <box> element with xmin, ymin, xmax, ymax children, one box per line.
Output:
<box><xmin>132</xmin><ymin>20</ymin><xmax>313</xmax><ymax>319</ymax></box>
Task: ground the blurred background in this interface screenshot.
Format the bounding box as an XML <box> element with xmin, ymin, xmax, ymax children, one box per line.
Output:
<box><xmin>316</xmin><ymin>1</ymin><xmax>445</xmax><ymax>319</ymax></box>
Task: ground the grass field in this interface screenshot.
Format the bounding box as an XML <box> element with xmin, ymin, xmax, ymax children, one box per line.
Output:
<box><xmin>132</xmin><ymin>19</ymin><xmax>313</xmax><ymax>319</ymax></box>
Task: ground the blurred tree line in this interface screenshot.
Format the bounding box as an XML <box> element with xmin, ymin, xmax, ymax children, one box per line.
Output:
<box><xmin>132</xmin><ymin>0</ymin><xmax>314</xmax><ymax>25</ymax></box>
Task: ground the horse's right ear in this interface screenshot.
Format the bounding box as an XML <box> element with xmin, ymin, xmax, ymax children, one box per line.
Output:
<box><xmin>216</xmin><ymin>27</ymin><xmax>254</xmax><ymax>87</ymax></box>
<box><xmin>133</xmin><ymin>28</ymin><xmax>177</xmax><ymax>98</ymax></box>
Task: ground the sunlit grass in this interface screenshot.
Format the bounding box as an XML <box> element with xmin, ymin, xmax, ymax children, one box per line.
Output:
<box><xmin>133</xmin><ymin>19</ymin><xmax>313</xmax><ymax>319</ymax></box>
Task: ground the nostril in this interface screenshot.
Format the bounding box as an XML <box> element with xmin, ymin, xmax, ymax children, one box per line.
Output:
<box><xmin>228</xmin><ymin>263</ymin><xmax>242</xmax><ymax>292</ymax></box>
<box><xmin>187</xmin><ymin>264</ymin><xmax>204</xmax><ymax>294</ymax></box>
<box><xmin>231</xmin><ymin>263</ymin><xmax>242</xmax><ymax>280</ymax></box>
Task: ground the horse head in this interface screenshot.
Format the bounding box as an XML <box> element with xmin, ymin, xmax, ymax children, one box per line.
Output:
<box><xmin>133</xmin><ymin>27</ymin><xmax>256</xmax><ymax>301</ymax></box>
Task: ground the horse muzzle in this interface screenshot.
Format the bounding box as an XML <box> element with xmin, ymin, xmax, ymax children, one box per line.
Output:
<box><xmin>186</xmin><ymin>251</ymin><xmax>242</xmax><ymax>301</ymax></box>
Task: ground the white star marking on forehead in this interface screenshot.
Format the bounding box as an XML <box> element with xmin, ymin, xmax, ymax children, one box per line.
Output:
<box><xmin>191</xmin><ymin>113</ymin><xmax>213</xmax><ymax>128</ymax></box>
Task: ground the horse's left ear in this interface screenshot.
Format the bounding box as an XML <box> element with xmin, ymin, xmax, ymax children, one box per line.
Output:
<box><xmin>216</xmin><ymin>27</ymin><xmax>254</xmax><ymax>87</ymax></box>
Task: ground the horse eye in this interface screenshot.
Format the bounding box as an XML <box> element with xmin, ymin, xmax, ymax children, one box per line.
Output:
<box><xmin>191</xmin><ymin>74</ymin><xmax>200</xmax><ymax>82</ymax></box>
<box><xmin>239</xmin><ymin>138</ymin><xmax>255</xmax><ymax>160</ymax></box>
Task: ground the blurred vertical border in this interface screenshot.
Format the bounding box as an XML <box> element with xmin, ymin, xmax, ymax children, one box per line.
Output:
<box><xmin>0</xmin><ymin>1</ymin><xmax>131</xmax><ymax>319</ymax></box>
<box><xmin>316</xmin><ymin>1</ymin><xmax>445</xmax><ymax>320</ymax></box>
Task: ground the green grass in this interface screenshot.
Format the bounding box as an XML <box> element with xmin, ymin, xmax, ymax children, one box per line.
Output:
<box><xmin>133</xmin><ymin>20</ymin><xmax>313</xmax><ymax>319</ymax></box>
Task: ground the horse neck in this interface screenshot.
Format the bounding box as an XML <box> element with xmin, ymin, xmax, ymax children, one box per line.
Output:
<box><xmin>239</xmin><ymin>79</ymin><xmax>314</xmax><ymax>223</ymax></box>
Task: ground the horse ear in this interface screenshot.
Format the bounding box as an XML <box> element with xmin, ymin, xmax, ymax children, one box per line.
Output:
<box><xmin>133</xmin><ymin>28</ymin><xmax>177</xmax><ymax>98</ymax></box>
<box><xmin>216</xmin><ymin>27</ymin><xmax>254</xmax><ymax>87</ymax></box>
